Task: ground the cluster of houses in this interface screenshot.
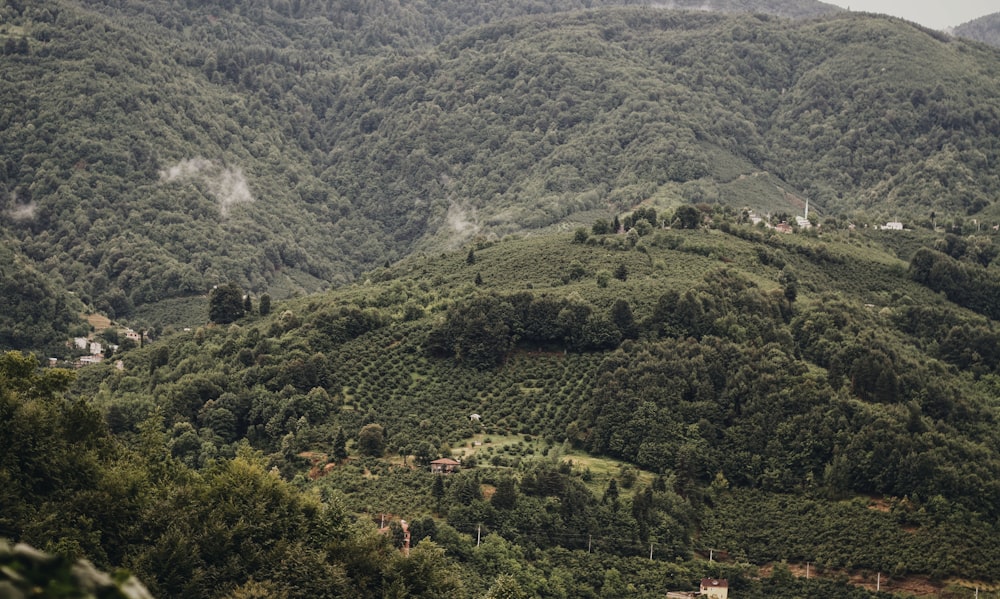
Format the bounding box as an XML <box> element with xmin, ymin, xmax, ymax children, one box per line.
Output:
<box><xmin>746</xmin><ymin>207</ymin><xmax>904</xmax><ymax>234</ymax></box>
<box><xmin>746</xmin><ymin>207</ymin><xmax>816</xmax><ymax>234</ymax></box>
<box><xmin>67</xmin><ymin>326</ymin><xmax>143</xmax><ymax>368</ymax></box>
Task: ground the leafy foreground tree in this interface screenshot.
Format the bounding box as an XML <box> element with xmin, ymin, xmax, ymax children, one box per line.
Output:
<box><xmin>0</xmin><ymin>538</ymin><xmax>152</xmax><ymax>599</ymax></box>
<box><xmin>0</xmin><ymin>350</ymin><xmax>478</xmax><ymax>598</ymax></box>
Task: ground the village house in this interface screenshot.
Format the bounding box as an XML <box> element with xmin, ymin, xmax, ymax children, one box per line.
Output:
<box><xmin>77</xmin><ymin>355</ymin><xmax>103</xmax><ymax>367</ymax></box>
<box><xmin>377</xmin><ymin>516</ymin><xmax>411</xmax><ymax>557</ymax></box>
<box><xmin>430</xmin><ymin>457</ymin><xmax>461</xmax><ymax>474</ymax></box>
<box><xmin>700</xmin><ymin>578</ymin><xmax>729</xmax><ymax>599</ymax></box>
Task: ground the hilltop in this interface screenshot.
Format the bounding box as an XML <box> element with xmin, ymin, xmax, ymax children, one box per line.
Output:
<box><xmin>1</xmin><ymin>1</ymin><xmax>999</xmax><ymax>333</ymax></box>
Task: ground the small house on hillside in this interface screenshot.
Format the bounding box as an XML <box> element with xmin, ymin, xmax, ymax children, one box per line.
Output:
<box><xmin>77</xmin><ymin>355</ymin><xmax>103</xmax><ymax>367</ymax></box>
<box><xmin>700</xmin><ymin>578</ymin><xmax>728</xmax><ymax>599</ymax></box>
<box><xmin>430</xmin><ymin>458</ymin><xmax>460</xmax><ymax>474</ymax></box>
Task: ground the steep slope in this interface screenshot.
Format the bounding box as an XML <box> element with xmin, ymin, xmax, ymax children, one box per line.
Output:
<box><xmin>955</xmin><ymin>12</ymin><xmax>1000</xmax><ymax>47</ymax></box>
<box><xmin>326</xmin><ymin>11</ymin><xmax>1000</xmax><ymax>239</ymax></box>
<box><xmin>71</xmin><ymin>221</ymin><xmax>1000</xmax><ymax>592</ymax></box>
<box><xmin>2</xmin><ymin>1</ymin><xmax>999</xmax><ymax>327</ymax></box>
<box><xmin>0</xmin><ymin>243</ymin><xmax>85</xmax><ymax>352</ymax></box>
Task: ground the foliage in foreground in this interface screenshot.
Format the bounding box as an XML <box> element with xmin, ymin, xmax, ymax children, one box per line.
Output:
<box><xmin>0</xmin><ymin>538</ymin><xmax>152</xmax><ymax>599</ymax></box>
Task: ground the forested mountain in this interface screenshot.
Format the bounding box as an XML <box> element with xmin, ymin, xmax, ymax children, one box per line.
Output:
<box><xmin>2</xmin><ymin>0</ymin><xmax>999</xmax><ymax>330</ymax></box>
<box><xmin>955</xmin><ymin>12</ymin><xmax>1000</xmax><ymax>47</ymax></box>
<box><xmin>10</xmin><ymin>218</ymin><xmax>1000</xmax><ymax>597</ymax></box>
<box><xmin>7</xmin><ymin>0</ymin><xmax>1000</xmax><ymax>596</ymax></box>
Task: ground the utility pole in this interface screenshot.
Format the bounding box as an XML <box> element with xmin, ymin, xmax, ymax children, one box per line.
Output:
<box><xmin>876</xmin><ymin>572</ymin><xmax>880</xmax><ymax>592</ymax></box>
<box><xmin>588</xmin><ymin>535</ymin><xmax>592</xmax><ymax>553</ymax></box>
<box><xmin>649</xmin><ymin>542</ymin><xmax>654</xmax><ymax>561</ymax></box>
<box><xmin>709</xmin><ymin>549</ymin><xmax>714</xmax><ymax>562</ymax></box>
<box><xmin>806</xmin><ymin>562</ymin><xmax>810</xmax><ymax>579</ymax></box>
<box><xmin>477</xmin><ymin>524</ymin><xmax>481</xmax><ymax>547</ymax></box>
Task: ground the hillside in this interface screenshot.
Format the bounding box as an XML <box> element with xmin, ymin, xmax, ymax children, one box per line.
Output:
<box><xmin>9</xmin><ymin>218</ymin><xmax>986</xmax><ymax>596</ymax></box>
<box><xmin>0</xmin><ymin>243</ymin><xmax>86</xmax><ymax>353</ymax></box>
<box><xmin>955</xmin><ymin>12</ymin><xmax>1000</xmax><ymax>47</ymax></box>
<box><xmin>2</xmin><ymin>1</ymin><xmax>1000</xmax><ymax>333</ymax></box>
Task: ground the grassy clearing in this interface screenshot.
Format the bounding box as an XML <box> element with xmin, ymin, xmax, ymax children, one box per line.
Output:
<box><xmin>452</xmin><ymin>434</ymin><xmax>657</xmax><ymax>495</ymax></box>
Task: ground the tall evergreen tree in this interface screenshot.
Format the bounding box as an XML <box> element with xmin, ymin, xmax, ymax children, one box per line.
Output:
<box><xmin>333</xmin><ymin>428</ymin><xmax>348</xmax><ymax>462</ymax></box>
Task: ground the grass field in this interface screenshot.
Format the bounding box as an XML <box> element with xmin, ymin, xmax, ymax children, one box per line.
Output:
<box><xmin>453</xmin><ymin>433</ymin><xmax>657</xmax><ymax>495</ymax></box>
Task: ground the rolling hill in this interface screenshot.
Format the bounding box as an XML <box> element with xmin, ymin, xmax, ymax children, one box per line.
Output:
<box><xmin>41</xmin><ymin>219</ymin><xmax>1000</xmax><ymax>597</ymax></box>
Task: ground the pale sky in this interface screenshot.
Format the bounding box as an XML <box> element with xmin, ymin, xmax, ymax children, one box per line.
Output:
<box><xmin>823</xmin><ymin>1</ymin><xmax>996</xmax><ymax>30</ymax></box>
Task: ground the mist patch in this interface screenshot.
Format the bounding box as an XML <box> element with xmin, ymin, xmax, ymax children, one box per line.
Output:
<box><xmin>159</xmin><ymin>158</ymin><xmax>253</xmax><ymax>216</ymax></box>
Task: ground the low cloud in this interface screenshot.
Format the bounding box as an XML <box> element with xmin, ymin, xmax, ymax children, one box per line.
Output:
<box><xmin>445</xmin><ymin>201</ymin><xmax>480</xmax><ymax>248</ymax></box>
<box><xmin>159</xmin><ymin>158</ymin><xmax>253</xmax><ymax>216</ymax></box>
<box><xmin>6</xmin><ymin>191</ymin><xmax>35</xmax><ymax>222</ymax></box>
<box><xmin>7</xmin><ymin>201</ymin><xmax>36</xmax><ymax>222</ymax></box>
<box><xmin>652</xmin><ymin>1</ymin><xmax>716</xmax><ymax>12</ymax></box>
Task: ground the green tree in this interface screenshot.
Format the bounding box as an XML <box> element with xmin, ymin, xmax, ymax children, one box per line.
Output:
<box><xmin>209</xmin><ymin>283</ymin><xmax>246</xmax><ymax>324</ymax></box>
<box><xmin>602</xmin><ymin>478</ymin><xmax>619</xmax><ymax>508</ymax></box>
<box><xmin>432</xmin><ymin>475</ymin><xmax>446</xmax><ymax>513</ymax></box>
<box><xmin>333</xmin><ymin>427</ymin><xmax>348</xmax><ymax>462</ymax></box>
<box><xmin>483</xmin><ymin>574</ymin><xmax>527</xmax><ymax>599</ymax></box>
<box><xmin>259</xmin><ymin>294</ymin><xmax>272</xmax><ymax>316</ymax></box>
<box><xmin>610</xmin><ymin>299</ymin><xmax>637</xmax><ymax>339</ymax></box>
<box><xmin>491</xmin><ymin>476</ymin><xmax>517</xmax><ymax>510</ymax></box>
<box><xmin>386</xmin><ymin>540</ymin><xmax>465</xmax><ymax>598</ymax></box>
<box><xmin>358</xmin><ymin>423</ymin><xmax>386</xmax><ymax>457</ymax></box>
<box><xmin>674</xmin><ymin>205</ymin><xmax>701</xmax><ymax>229</ymax></box>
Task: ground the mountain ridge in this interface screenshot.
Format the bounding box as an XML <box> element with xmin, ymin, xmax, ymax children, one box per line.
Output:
<box><xmin>1</xmin><ymin>0</ymin><xmax>999</xmax><ymax>334</ymax></box>
<box><xmin>955</xmin><ymin>11</ymin><xmax>1000</xmax><ymax>47</ymax></box>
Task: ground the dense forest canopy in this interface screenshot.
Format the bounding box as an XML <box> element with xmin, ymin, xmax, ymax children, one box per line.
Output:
<box><xmin>1</xmin><ymin>0</ymin><xmax>999</xmax><ymax>331</ymax></box>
